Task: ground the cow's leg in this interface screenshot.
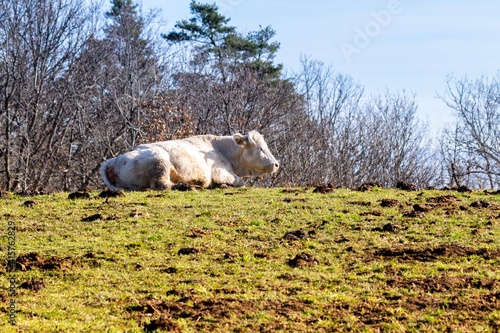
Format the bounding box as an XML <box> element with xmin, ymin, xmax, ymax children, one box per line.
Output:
<box><xmin>165</xmin><ymin>146</ymin><xmax>211</xmax><ymax>187</ymax></box>
<box><xmin>141</xmin><ymin>154</ymin><xmax>172</xmax><ymax>190</ymax></box>
<box><xmin>211</xmin><ymin>166</ymin><xmax>246</xmax><ymax>187</ymax></box>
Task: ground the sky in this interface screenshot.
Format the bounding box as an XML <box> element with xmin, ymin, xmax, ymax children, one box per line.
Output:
<box><xmin>138</xmin><ymin>0</ymin><xmax>500</xmax><ymax>135</ymax></box>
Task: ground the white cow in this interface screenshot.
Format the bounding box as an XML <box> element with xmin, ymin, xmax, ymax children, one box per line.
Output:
<box><xmin>99</xmin><ymin>131</ymin><xmax>279</xmax><ymax>190</ymax></box>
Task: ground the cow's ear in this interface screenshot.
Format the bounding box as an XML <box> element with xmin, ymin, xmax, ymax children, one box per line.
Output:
<box><xmin>247</xmin><ymin>132</ymin><xmax>256</xmax><ymax>145</ymax></box>
<box><xmin>233</xmin><ymin>133</ymin><xmax>246</xmax><ymax>146</ymax></box>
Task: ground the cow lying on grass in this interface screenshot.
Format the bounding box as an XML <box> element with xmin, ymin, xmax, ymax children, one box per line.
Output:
<box><xmin>100</xmin><ymin>131</ymin><xmax>279</xmax><ymax>190</ymax></box>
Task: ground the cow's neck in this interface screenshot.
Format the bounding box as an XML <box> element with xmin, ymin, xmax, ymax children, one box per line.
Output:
<box><xmin>212</xmin><ymin>136</ymin><xmax>246</xmax><ymax>175</ymax></box>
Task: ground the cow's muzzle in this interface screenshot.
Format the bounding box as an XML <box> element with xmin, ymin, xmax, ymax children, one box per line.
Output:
<box><xmin>270</xmin><ymin>162</ymin><xmax>280</xmax><ymax>173</ymax></box>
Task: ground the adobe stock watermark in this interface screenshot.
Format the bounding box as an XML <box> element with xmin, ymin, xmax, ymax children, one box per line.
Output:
<box><xmin>7</xmin><ymin>221</ymin><xmax>17</xmax><ymax>325</ymax></box>
<box><xmin>340</xmin><ymin>0</ymin><xmax>403</xmax><ymax>63</ymax></box>
<box><xmin>218</xmin><ymin>0</ymin><xmax>243</xmax><ymax>13</ymax></box>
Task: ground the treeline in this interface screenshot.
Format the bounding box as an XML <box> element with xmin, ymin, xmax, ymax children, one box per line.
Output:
<box><xmin>1</xmin><ymin>0</ymin><xmax>499</xmax><ymax>192</ymax></box>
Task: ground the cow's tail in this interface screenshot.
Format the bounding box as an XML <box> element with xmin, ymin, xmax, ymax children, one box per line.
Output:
<box><xmin>99</xmin><ymin>158</ymin><xmax>121</xmax><ymax>190</ymax></box>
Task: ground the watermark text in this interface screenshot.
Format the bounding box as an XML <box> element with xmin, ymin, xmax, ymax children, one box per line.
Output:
<box><xmin>7</xmin><ymin>221</ymin><xmax>17</xmax><ymax>326</ymax></box>
<box><xmin>340</xmin><ymin>0</ymin><xmax>403</xmax><ymax>63</ymax></box>
<box><xmin>218</xmin><ymin>0</ymin><xmax>243</xmax><ymax>13</ymax></box>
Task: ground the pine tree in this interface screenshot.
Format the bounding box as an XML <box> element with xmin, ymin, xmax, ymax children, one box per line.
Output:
<box><xmin>101</xmin><ymin>0</ymin><xmax>160</xmax><ymax>148</ymax></box>
<box><xmin>163</xmin><ymin>1</ymin><xmax>282</xmax><ymax>79</ymax></box>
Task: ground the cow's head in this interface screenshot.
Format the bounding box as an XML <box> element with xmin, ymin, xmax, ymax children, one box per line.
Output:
<box><xmin>233</xmin><ymin>131</ymin><xmax>280</xmax><ymax>176</ymax></box>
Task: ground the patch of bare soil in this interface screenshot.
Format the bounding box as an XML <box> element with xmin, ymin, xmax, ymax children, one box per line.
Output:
<box><xmin>14</xmin><ymin>252</ymin><xmax>71</xmax><ymax>271</ymax></box>
<box><xmin>81</xmin><ymin>213</ymin><xmax>103</xmax><ymax>222</ymax></box>
<box><xmin>360</xmin><ymin>209</ymin><xmax>384</xmax><ymax>217</ymax></box>
<box><xmin>312</xmin><ymin>184</ymin><xmax>334</xmax><ymax>193</ymax></box>
<box><xmin>371</xmin><ymin>223</ymin><xmax>403</xmax><ymax>233</ymax></box>
<box><xmin>215</xmin><ymin>252</ymin><xmax>238</xmax><ymax>264</ymax></box>
<box><xmin>23</xmin><ymin>200</ymin><xmax>36</xmax><ymax>207</ymax></box>
<box><xmin>186</xmin><ymin>228</ymin><xmax>207</xmax><ymax>238</ymax></box>
<box><xmin>282</xmin><ymin>188</ymin><xmax>307</xmax><ymax>194</ymax></box>
<box><xmin>426</xmin><ymin>195</ymin><xmax>459</xmax><ymax>206</ymax></box>
<box><xmin>457</xmin><ymin>185</ymin><xmax>473</xmax><ymax>193</ymax></box>
<box><xmin>159</xmin><ymin>267</ymin><xmax>178</xmax><ymax>274</ymax></box>
<box><xmin>403</xmin><ymin>210</ymin><xmax>425</xmax><ymax>218</ymax></box>
<box><xmin>483</xmin><ymin>189</ymin><xmax>500</xmax><ymax>195</ymax></box>
<box><xmin>143</xmin><ymin>315</ymin><xmax>181</xmax><ymax>332</ymax></box>
<box><xmin>128</xmin><ymin>297</ymin><xmax>309</xmax><ymax>332</ymax></box>
<box><xmin>283</xmin><ymin>230</ymin><xmax>309</xmax><ymax>240</ymax></box>
<box><xmin>349</xmin><ymin>201</ymin><xmax>372</xmax><ymax>206</ymax></box>
<box><xmin>98</xmin><ymin>190</ymin><xmax>125</xmax><ymax>198</ymax></box>
<box><xmin>283</xmin><ymin>197</ymin><xmax>307</xmax><ymax>203</ymax></box>
<box><xmin>373</xmin><ymin>244</ymin><xmax>500</xmax><ymax>262</ymax></box>
<box><xmin>288</xmin><ymin>252</ymin><xmax>319</xmax><ymax>267</ymax></box>
<box><xmin>127</xmin><ymin>291</ymin><xmax>500</xmax><ymax>332</ymax></box>
<box><xmin>171</xmin><ymin>183</ymin><xmax>197</xmax><ymax>191</ymax></box>
<box><xmin>129</xmin><ymin>209</ymin><xmax>150</xmax><ymax>218</ymax></box>
<box><xmin>387</xmin><ymin>274</ymin><xmax>498</xmax><ymax>293</ymax></box>
<box><xmin>307</xmin><ymin>220</ymin><xmax>329</xmax><ymax>231</ymax></box>
<box><xmin>396</xmin><ymin>181</ymin><xmax>418</xmax><ymax>191</ymax></box>
<box><xmin>470</xmin><ymin>200</ymin><xmax>495</xmax><ymax>209</ymax></box>
<box><xmin>16</xmin><ymin>190</ymin><xmax>49</xmax><ymax>196</ymax></box>
<box><xmin>380</xmin><ymin>198</ymin><xmax>400</xmax><ymax>208</ymax></box>
<box><xmin>321</xmin><ymin>292</ymin><xmax>500</xmax><ymax>330</ymax></box>
<box><xmin>253</xmin><ymin>252</ymin><xmax>270</xmax><ymax>259</ymax></box>
<box><xmin>19</xmin><ymin>278</ymin><xmax>45</xmax><ymax>291</ymax></box>
<box><xmin>440</xmin><ymin>185</ymin><xmax>474</xmax><ymax>193</ymax></box>
<box><xmin>382</xmin><ymin>273</ymin><xmax>500</xmax><ymax>329</ymax></box>
<box><xmin>334</xmin><ymin>236</ymin><xmax>351</xmax><ymax>244</ymax></box>
<box><xmin>68</xmin><ymin>191</ymin><xmax>90</xmax><ymax>200</ymax></box>
<box><xmin>356</xmin><ymin>182</ymin><xmax>383</xmax><ymax>191</ymax></box>
<box><xmin>77</xmin><ymin>251</ymin><xmax>117</xmax><ymax>268</ymax></box>
<box><xmin>177</xmin><ymin>247</ymin><xmax>200</xmax><ymax>255</ymax></box>
<box><xmin>413</xmin><ymin>203</ymin><xmax>432</xmax><ymax>212</ymax></box>
<box><xmin>0</xmin><ymin>291</ymin><xmax>8</xmax><ymax>303</ymax></box>
<box><xmin>320</xmin><ymin>300</ymin><xmax>404</xmax><ymax>327</ymax></box>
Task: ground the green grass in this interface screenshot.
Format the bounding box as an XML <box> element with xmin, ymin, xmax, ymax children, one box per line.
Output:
<box><xmin>1</xmin><ymin>187</ymin><xmax>499</xmax><ymax>332</ymax></box>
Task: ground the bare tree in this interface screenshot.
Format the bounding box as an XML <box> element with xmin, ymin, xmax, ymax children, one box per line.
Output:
<box><xmin>0</xmin><ymin>0</ymin><xmax>93</xmax><ymax>191</ymax></box>
<box><xmin>359</xmin><ymin>91</ymin><xmax>435</xmax><ymax>187</ymax></box>
<box><xmin>287</xmin><ymin>57</ymin><xmax>436</xmax><ymax>188</ymax></box>
<box><xmin>287</xmin><ymin>56</ymin><xmax>365</xmax><ymax>186</ymax></box>
<box><xmin>0</xmin><ymin>0</ymin><xmax>443</xmax><ymax>191</ymax></box>
<box><xmin>0</xmin><ymin>0</ymin><xmax>168</xmax><ymax>191</ymax></box>
<box><xmin>61</xmin><ymin>1</ymin><xmax>167</xmax><ymax>190</ymax></box>
<box><xmin>439</xmin><ymin>74</ymin><xmax>500</xmax><ymax>188</ymax></box>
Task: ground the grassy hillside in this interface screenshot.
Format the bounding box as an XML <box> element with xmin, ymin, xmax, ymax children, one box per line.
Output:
<box><xmin>1</xmin><ymin>187</ymin><xmax>499</xmax><ymax>332</ymax></box>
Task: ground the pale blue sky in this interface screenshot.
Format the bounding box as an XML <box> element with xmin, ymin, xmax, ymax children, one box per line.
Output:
<box><xmin>139</xmin><ymin>0</ymin><xmax>500</xmax><ymax>135</ymax></box>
